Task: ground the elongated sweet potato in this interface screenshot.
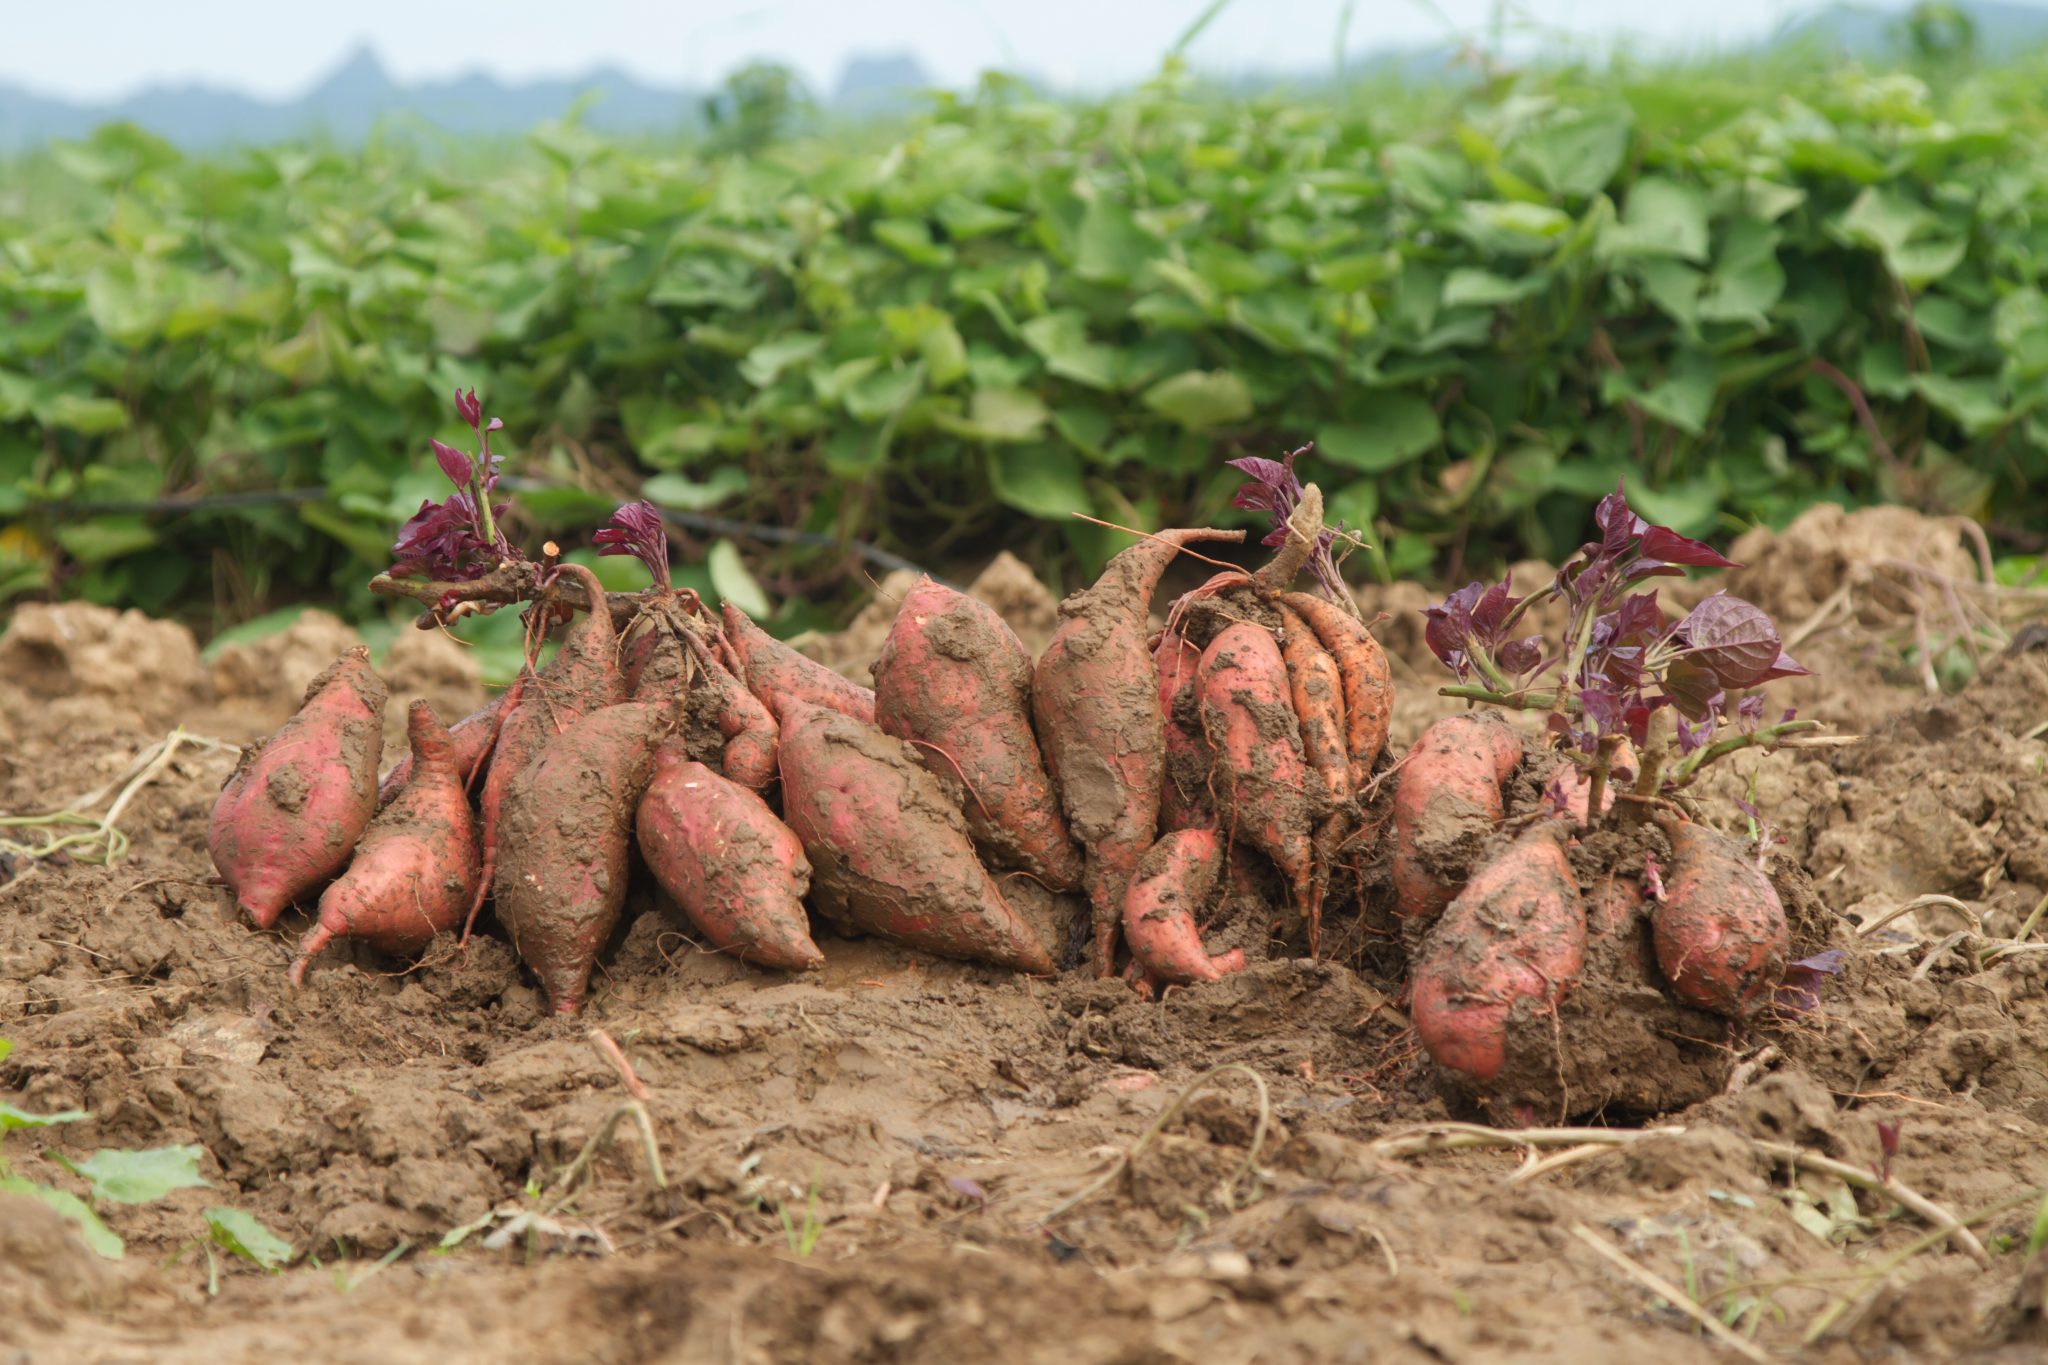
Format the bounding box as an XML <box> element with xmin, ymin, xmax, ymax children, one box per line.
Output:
<box><xmin>1033</xmin><ymin>527</ymin><xmax>1244</xmax><ymax>974</ymax></box>
<box><xmin>1199</xmin><ymin>620</ymin><xmax>1317</xmax><ymax>948</ymax></box>
<box><xmin>874</xmin><ymin>577</ymin><xmax>1083</xmax><ymax>891</ymax></box>
<box><xmin>1155</xmin><ymin>627</ymin><xmax>1213</xmax><ymax>834</ymax></box>
<box><xmin>721</xmin><ymin>602</ymin><xmax>877</xmax><ymax>726</ymax></box>
<box><xmin>776</xmin><ymin>699</ymin><xmax>1053</xmax><ymax>973</ymax></box>
<box><xmin>1652</xmin><ymin>816</ymin><xmax>1789</xmax><ymax>1018</ymax></box>
<box><xmin>290</xmin><ymin>701</ymin><xmax>479</xmax><ymax>985</ymax></box>
<box><xmin>636</xmin><ymin>743</ymin><xmax>822</xmax><ymax>971</ymax></box>
<box><xmin>378</xmin><ymin>686</ymin><xmax>512</xmax><ymax>807</ymax></box>
<box><xmin>1274</xmin><ymin>604</ymin><xmax>1350</xmax><ymax>817</ymax></box>
<box><xmin>1390</xmin><ymin>713</ymin><xmax>1522</xmax><ymax>922</ymax></box>
<box><xmin>1279</xmin><ymin>591</ymin><xmax>1392</xmax><ymax>792</ymax></box>
<box><xmin>468</xmin><ymin>564</ymin><xmax>624</xmax><ymax>941</ymax></box>
<box><xmin>494</xmin><ymin>701</ymin><xmax>665</xmax><ymax>1013</ymax></box>
<box><xmin>682</xmin><ymin>632</ymin><xmax>778</xmax><ymax>790</ymax></box>
<box><xmin>1123</xmin><ymin>829</ymin><xmax>1246</xmax><ymax>986</ymax></box>
<box><xmin>1412</xmin><ymin>823</ymin><xmax>1586</xmax><ymax>1087</ymax></box>
<box><xmin>210</xmin><ymin>646</ymin><xmax>387</xmax><ymax>929</ymax></box>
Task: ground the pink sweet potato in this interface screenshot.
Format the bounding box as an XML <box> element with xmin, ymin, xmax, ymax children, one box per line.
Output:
<box><xmin>721</xmin><ymin>602</ymin><xmax>876</xmax><ymax>726</ymax></box>
<box><xmin>1390</xmin><ymin>713</ymin><xmax>1522</xmax><ymax>922</ymax></box>
<box><xmin>1279</xmin><ymin>592</ymin><xmax>1393</xmax><ymax>792</ymax></box>
<box><xmin>209</xmin><ymin>646</ymin><xmax>387</xmax><ymax>929</ymax></box>
<box><xmin>1274</xmin><ymin>604</ymin><xmax>1350</xmax><ymax>817</ymax></box>
<box><xmin>636</xmin><ymin>742</ymin><xmax>822</xmax><ymax>971</ymax></box>
<box><xmin>1651</xmin><ymin>816</ymin><xmax>1790</xmax><ymax>1018</ymax></box>
<box><xmin>378</xmin><ymin>686</ymin><xmax>511</xmax><ymax>807</ymax></box>
<box><xmin>1411</xmin><ymin>824</ymin><xmax>1587</xmax><ymax>1087</ymax></box>
<box><xmin>493</xmin><ymin>700</ymin><xmax>665</xmax><ymax>1013</ymax></box>
<box><xmin>874</xmin><ymin>577</ymin><xmax>1083</xmax><ymax>891</ymax></box>
<box><xmin>1033</xmin><ymin>527</ymin><xmax>1243</xmax><ymax>975</ymax></box>
<box><xmin>1122</xmin><ymin>828</ymin><xmax>1246</xmax><ymax>986</ymax></box>
<box><xmin>776</xmin><ymin>698</ymin><xmax>1053</xmax><ymax>973</ymax></box>
<box><xmin>683</xmin><ymin>632</ymin><xmax>779</xmax><ymax>791</ymax></box>
<box><xmin>1155</xmin><ymin>627</ymin><xmax>1213</xmax><ymax>834</ymax></box>
<box><xmin>1199</xmin><ymin>620</ymin><xmax>1317</xmax><ymax>948</ymax></box>
<box><xmin>290</xmin><ymin>701</ymin><xmax>480</xmax><ymax>985</ymax></box>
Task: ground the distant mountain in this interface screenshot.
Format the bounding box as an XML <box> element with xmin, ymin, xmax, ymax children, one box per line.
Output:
<box><xmin>0</xmin><ymin>45</ymin><xmax>940</xmax><ymax>152</ymax></box>
<box><xmin>1771</xmin><ymin>0</ymin><xmax>2048</xmax><ymax>56</ymax></box>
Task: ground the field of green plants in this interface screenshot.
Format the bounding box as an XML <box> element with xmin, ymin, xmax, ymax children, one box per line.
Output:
<box><xmin>4</xmin><ymin>49</ymin><xmax>2047</xmax><ymax>639</ymax></box>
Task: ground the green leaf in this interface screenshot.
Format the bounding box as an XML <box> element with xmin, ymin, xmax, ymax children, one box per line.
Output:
<box><xmin>842</xmin><ymin>363</ymin><xmax>925</xmax><ymax>423</ymax></box>
<box><xmin>1636</xmin><ymin>352</ymin><xmax>1718</xmax><ymax>436</ymax></box>
<box><xmin>1020</xmin><ymin>312</ymin><xmax>1123</xmax><ymax>391</ymax></box>
<box><xmin>56</xmin><ymin>1145</ymin><xmax>209</xmax><ymax>1205</ymax></box>
<box><xmin>1834</xmin><ymin>187</ymin><xmax>1965</xmax><ymax>286</ymax></box>
<box><xmin>1074</xmin><ymin>197</ymin><xmax>1156</xmax><ymax>284</ymax></box>
<box><xmin>1455</xmin><ymin>201</ymin><xmax>1573</xmax><ymax>256</ymax></box>
<box><xmin>1914</xmin><ymin>374</ymin><xmax>2008</xmax><ymax>435</ymax></box>
<box><xmin>1696</xmin><ymin>220</ymin><xmax>1785</xmax><ymax>329</ymax></box>
<box><xmin>205</xmin><ymin>1206</ymin><xmax>295</xmax><ymax>1269</ymax></box>
<box><xmin>54</xmin><ymin>517</ymin><xmax>158</xmax><ymax>566</ymax></box>
<box><xmin>38</xmin><ymin>393</ymin><xmax>130</xmax><ymax>436</ymax></box>
<box><xmin>0</xmin><ymin>1177</ymin><xmax>125</xmax><ymax>1259</ymax></box>
<box><xmin>1316</xmin><ymin>394</ymin><xmax>1442</xmax><ymax>473</ymax></box>
<box><xmin>872</xmin><ymin>218</ymin><xmax>954</xmax><ymax>267</ymax></box>
<box><xmin>987</xmin><ymin>444</ymin><xmax>1089</xmax><ymax>519</ymax></box>
<box><xmin>0</xmin><ymin>1103</ymin><xmax>91</xmax><ymax>1131</ymax></box>
<box><xmin>199</xmin><ymin>606</ymin><xmax>312</xmax><ymax>662</ymax></box>
<box><xmin>1441</xmin><ymin>268</ymin><xmax>1546</xmax><ymax>308</ymax></box>
<box><xmin>934</xmin><ymin>194</ymin><xmax>1023</xmax><ymax>240</ymax></box>
<box><xmin>643</xmin><ymin>468</ymin><xmax>748</xmax><ymax>511</ymax></box>
<box><xmin>707</xmin><ymin>540</ymin><xmax>772</xmax><ymax>618</ymax></box>
<box><xmin>1141</xmin><ymin>370</ymin><xmax>1253</xmax><ymax>430</ymax></box>
<box><xmin>0</xmin><ymin>1039</ymin><xmax>12</xmax><ymax>1064</ymax></box>
<box><xmin>739</xmin><ymin>332</ymin><xmax>825</xmax><ymax>388</ymax></box>
<box><xmin>1513</xmin><ymin>107</ymin><xmax>1632</xmax><ymax>199</ymax></box>
<box><xmin>1601</xmin><ymin>177</ymin><xmax>1709</xmax><ymax>262</ymax></box>
<box><xmin>932</xmin><ymin>388</ymin><xmax>1049</xmax><ymax>444</ymax></box>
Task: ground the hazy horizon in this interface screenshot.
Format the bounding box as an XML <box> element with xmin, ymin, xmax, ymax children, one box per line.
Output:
<box><xmin>2</xmin><ymin>0</ymin><xmax>1866</xmax><ymax>102</ymax></box>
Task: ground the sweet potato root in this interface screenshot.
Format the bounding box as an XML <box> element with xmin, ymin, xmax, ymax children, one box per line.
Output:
<box><xmin>636</xmin><ymin>743</ymin><xmax>822</xmax><ymax>971</ymax></box>
<box><xmin>1274</xmin><ymin>604</ymin><xmax>1350</xmax><ymax>817</ymax></box>
<box><xmin>1279</xmin><ymin>591</ymin><xmax>1392</xmax><ymax>791</ymax></box>
<box><xmin>290</xmin><ymin>701</ymin><xmax>479</xmax><ymax>985</ymax></box>
<box><xmin>721</xmin><ymin>602</ymin><xmax>877</xmax><ymax>726</ymax></box>
<box><xmin>377</xmin><ymin>686</ymin><xmax>509</xmax><ymax>807</ymax></box>
<box><xmin>1122</xmin><ymin>828</ymin><xmax>1245</xmax><ymax>986</ymax></box>
<box><xmin>1033</xmin><ymin>527</ymin><xmax>1243</xmax><ymax>974</ymax></box>
<box><xmin>1199</xmin><ymin>620</ymin><xmax>1317</xmax><ymax>948</ymax></box>
<box><xmin>776</xmin><ymin>698</ymin><xmax>1053</xmax><ymax>973</ymax></box>
<box><xmin>493</xmin><ymin>700</ymin><xmax>665</xmax><ymax>1013</ymax></box>
<box><xmin>681</xmin><ymin>632</ymin><xmax>779</xmax><ymax>791</ymax></box>
<box><xmin>1411</xmin><ymin>824</ymin><xmax>1586</xmax><ymax>1087</ymax></box>
<box><xmin>874</xmin><ymin>577</ymin><xmax>1083</xmax><ymax>891</ymax></box>
<box><xmin>1652</xmin><ymin>816</ymin><xmax>1790</xmax><ymax>1018</ymax></box>
<box><xmin>1155</xmin><ymin>627</ymin><xmax>1213</xmax><ymax>834</ymax></box>
<box><xmin>1390</xmin><ymin>713</ymin><xmax>1522</xmax><ymax>922</ymax></box>
<box><xmin>209</xmin><ymin>646</ymin><xmax>387</xmax><ymax>929</ymax></box>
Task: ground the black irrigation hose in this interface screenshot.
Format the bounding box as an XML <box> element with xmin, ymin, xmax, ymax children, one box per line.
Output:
<box><xmin>35</xmin><ymin>482</ymin><xmax>937</xmax><ymax>582</ymax></box>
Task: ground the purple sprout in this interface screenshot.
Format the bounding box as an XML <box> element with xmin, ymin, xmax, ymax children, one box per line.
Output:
<box><xmin>1228</xmin><ymin>445</ymin><xmax>1352</xmax><ymax>600</ymax></box>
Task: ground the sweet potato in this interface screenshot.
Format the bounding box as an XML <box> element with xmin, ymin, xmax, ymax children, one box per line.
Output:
<box><xmin>682</xmin><ymin>632</ymin><xmax>779</xmax><ymax>791</ymax></box>
<box><xmin>636</xmin><ymin>742</ymin><xmax>822</xmax><ymax>971</ymax></box>
<box><xmin>1279</xmin><ymin>591</ymin><xmax>1392</xmax><ymax>792</ymax></box>
<box><xmin>377</xmin><ymin>686</ymin><xmax>512</xmax><ymax>807</ymax></box>
<box><xmin>776</xmin><ymin>698</ymin><xmax>1053</xmax><ymax>973</ymax></box>
<box><xmin>1583</xmin><ymin>872</ymin><xmax>1655</xmax><ymax>982</ymax></box>
<box><xmin>493</xmin><ymin>700</ymin><xmax>665</xmax><ymax>1013</ymax></box>
<box><xmin>721</xmin><ymin>602</ymin><xmax>876</xmax><ymax>726</ymax></box>
<box><xmin>1274</xmin><ymin>604</ymin><xmax>1350</xmax><ymax>817</ymax></box>
<box><xmin>1122</xmin><ymin>829</ymin><xmax>1246</xmax><ymax>986</ymax></box>
<box><xmin>873</xmin><ymin>577</ymin><xmax>1083</xmax><ymax>891</ymax></box>
<box><xmin>1199</xmin><ymin>621</ymin><xmax>1317</xmax><ymax>948</ymax></box>
<box><xmin>1651</xmin><ymin>816</ymin><xmax>1790</xmax><ymax>1018</ymax></box>
<box><xmin>1411</xmin><ymin>823</ymin><xmax>1586</xmax><ymax>1087</ymax></box>
<box><xmin>209</xmin><ymin>646</ymin><xmax>387</xmax><ymax>929</ymax></box>
<box><xmin>1033</xmin><ymin>527</ymin><xmax>1243</xmax><ymax>974</ymax></box>
<box><xmin>290</xmin><ymin>702</ymin><xmax>479</xmax><ymax>985</ymax></box>
<box><xmin>468</xmin><ymin>564</ymin><xmax>624</xmax><ymax>941</ymax></box>
<box><xmin>1390</xmin><ymin>713</ymin><xmax>1522</xmax><ymax>922</ymax></box>
<box><xmin>1155</xmin><ymin>627</ymin><xmax>1213</xmax><ymax>834</ymax></box>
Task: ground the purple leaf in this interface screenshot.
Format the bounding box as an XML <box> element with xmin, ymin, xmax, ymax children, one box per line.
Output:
<box><xmin>1748</xmin><ymin>648</ymin><xmax>1812</xmax><ymax>685</ymax></box>
<box><xmin>1639</xmin><ymin>524</ymin><xmax>1741</xmax><ymax>569</ymax></box>
<box><xmin>1593</xmin><ymin>482</ymin><xmax>1647</xmax><ymax>550</ymax></box>
<box><xmin>1226</xmin><ymin>456</ymin><xmax>1296</xmax><ymax>512</ymax></box>
<box><xmin>1422</xmin><ymin>582</ymin><xmax>1485</xmax><ymax>677</ymax></box>
<box><xmin>1773</xmin><ymin>949</ymin><xmax>1845</xmax><ymax>1015</ymax></box>
<box><xmin>1674</xmin><ymin>710</ymin><xmax>1715</xmax><ymax>755</ymax></box>
<box><xmin>1736</xmin><ymin>694</ymin><xmax>1765</xmax><ymax>724</ymax></box>
<box><xmin>594</xmin><ymin>500</ymin><xmax>672</xmax><ymax>591</ymax></box>
<box><xmin>1676</xmin><ymin>594</ymin><xmax>1784</xmax><ymax>689</ymax></box>
<box><xmin>484</xmin><ymin>417</ymin><xmax>504</xmax><ymax>434</ymax></box>
<box><xmin>946</xmin><ymin>1176</ymin><xmax>989</xmax><ymax>1214</ymax></box>
<box><xmin>455</xmin><ymin>387</ymin><xmax>483</xmax><ymax>430</ymax></box>
<box><xmin>1496</xmin><ymin>635</ymin><xmax>1544</xmax><ymax>676</ymax></box>
<box><xmin>1470</xmin><ymin>579</ymin><xmax>1521</xmax><ymax>637</ymax></box>
<box><xmin>391</xmin><ymin>493</ymin><xmax>494</xmax><ymax>582</ymax></box>
<box><xmin>430</xmin><ymin>438</ymin><xmax>472</xmax><ymax>488</ymax></box>
<box><xmin>1663</xmin><ymin>657</ymin><xmax>1724</xmax><ymax>721</ymax></box>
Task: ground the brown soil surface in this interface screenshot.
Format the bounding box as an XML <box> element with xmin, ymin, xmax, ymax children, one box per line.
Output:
<box><xmin>6</xmin><ymin>509</ymin><xmax>2048</xmax><ymax>1364</ymax></box>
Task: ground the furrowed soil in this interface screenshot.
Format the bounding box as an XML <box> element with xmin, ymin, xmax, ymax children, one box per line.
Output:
<box><xmin>6</xmin><ymin>517</ymin><xmax>2048</xmax><ymax>1364</ymax></box>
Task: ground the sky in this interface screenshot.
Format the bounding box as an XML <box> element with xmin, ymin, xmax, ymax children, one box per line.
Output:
<box><xmin>2</xmin><ymin>0</ymin><xmax>1837</xmax><ymax>100</ymax></box>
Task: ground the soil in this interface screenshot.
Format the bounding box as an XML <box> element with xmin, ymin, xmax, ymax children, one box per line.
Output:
<box><xmin>6</xmin><ymin>507</ymin><xmax>2048</xmax><ymax>1364</ymax></box>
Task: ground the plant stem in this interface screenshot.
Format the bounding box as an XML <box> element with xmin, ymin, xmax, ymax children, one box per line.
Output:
<box><xmin>1664</xmin><ymin>720</ymin><xmax>1822</xmax><ymax>790</ymax></box>
<box><xmin>473</xmin><ymin>427</ymin><xmax>501</xmax><ymax>551</ymax></box>
<box><xmin>1584</xmin><ymin>733</ymin><xmax>1619</xmax><ymax>829</ymax></box>
<box><xmin>1439</xmin><ymin>683</ymin><xmax>1563</xmax><ymax>711</ymax></box>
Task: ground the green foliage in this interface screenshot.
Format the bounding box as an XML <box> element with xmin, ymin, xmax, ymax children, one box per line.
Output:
<box><xmin>5</xmin><ymin>54</ymin><xmax>2048</xmax><ymax>626</ymax></box>
<box><xmin>205</xmin><ymin>1205</ymin><xmax>296</xmax><ymax>1269</ymax></box>
<box><xmin>50</xmin><ymin>1144</ymin><xmax>209</xmax><ymax>1204</ymax></box>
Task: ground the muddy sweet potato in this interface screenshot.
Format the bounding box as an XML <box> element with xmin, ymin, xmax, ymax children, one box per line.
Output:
<box><xmin>1033</xmin><ymin>527</ymin><xmax>1243</xmax><ymax>974</ymax></box>
<box><xmin>493</xmin><ymin>700</ymin><xmax>665</xmax><ymax>1013</ymax></box>
<box><xmin>1199</xmin><ymin>620</ymin><xmax>1317</xmax><ymax>948</ymax></box>
<box><xmin>290</xmin><ymin>702</ymin><xmax>480</xmax><ymax>985</ymax></box>
<box><xmin>377</xmin><ymin>686</ymin><xmax>512</xmax><ymax>807</ymax></box>
<box><xmin>1390</xmin><ymin>713</ymin><xmax>1522</xmax><ymax>922</ymax></box>
<box><xmin>1155</xmin><ymin>627</ymin><xmax>1214</xmax><ymax>834</ymax></box>
<box><xmin>721</xmin><ymin>602</ymin><xmax>876</xmax><ymax>726</ymax></box>
<box><xmin>1274</xmin><ymin>604</ymin><xmax>1350</xmax><ymax>817</ymax></box>
<box><xmin>682</xmin><ymin>632</ymin><xmax>778</xmax><ymax>791</ymax></box>
<box><xmin>1122</xmin><ymin>828</ymin><xmax>1246</xmax><ymax>986</ymax></box>
<box><xmin>636</xmin><ymin>742</ymin><xmax>822</xmax><ymax>971</ymax></box>
<box><xmin>1652</xmin><ymin>816</ymin><xmax>1790</xmax><ymax>1018</ymax></box>
<box><xmin>874</xmin><ymin>577</ymin><xmax>1083</xmax><ymax>891</ymax></box>
<box><xmin>209</xmin><ymin>646</ymin><xmax>387</xmax><ymax>929</ymax></box>
<box><xmin>776</xmin><ymin>698</ymin><xmax>1053</xmax><ymax>973</ymax></box>
<box><xmin>1279</xmin><ymin>591</ymin><xmax>1392</xmax><ymax>792</ymax></box>
<box><xmin>1583</xmin><ymin>872</ymin><xmax>1656</xmax><ymax>983</ymax></box>
<box><xmin>1411</xmin><ymin>823</ymin><xmax>1587</xmax><ymax>1088</ymax></box>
